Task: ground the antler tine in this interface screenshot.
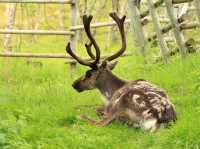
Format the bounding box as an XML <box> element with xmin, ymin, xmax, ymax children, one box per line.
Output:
<box><xmin>85</xmin><ymin>42</ymin><xmax>96</xmax><ymax>60</ymax></box>
<box><xmin>83</xmin><ymin>15</ymin><xmax>101</xmax><ymax>65</ymax></box>
<box><xmin>66</xmin><ymin>42</ymin><xmax>94</xmax><ymax>67</ymax></box>
<box><xmin>104</xmin><ymin>12</ymin><xmax>126</xmax><ymax>62</ymax></box>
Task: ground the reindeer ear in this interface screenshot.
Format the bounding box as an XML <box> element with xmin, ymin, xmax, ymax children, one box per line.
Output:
<box><xmin>101</xmin><ymin>61</ymin><xmax>108</xmax><ymax>68</ymax></box>
<box><xmin>100</xmin><ymin>61</ymin><xmax>118</xmax><ymax>70</ymax></box>
<box><xmin>108</xmin><ymin>61</ymin><xmax>118</xmax><ymax>70</ymax></box>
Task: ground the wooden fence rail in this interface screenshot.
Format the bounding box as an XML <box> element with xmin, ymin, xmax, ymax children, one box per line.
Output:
<box><xmin>173</xmin><ymin>0</ymin><xmax>193</xmax><ymax>3</ymax></box>
<box><xmin>70</xmin><ymin>19</ymin><xmax>131</xmax><ymax>31</ymax></box>
<box><xmin>0</xmin><ymin>52</ymin><xmax>133</xmax><ymax>60</ymax></box>
<box><xmin>69</xmin><ymin>18</ymin><xmax>169</xmax><ymax>31</ymax></box>
<box><xmin>0</xmin><ymin>29</ymin><xmax>75</xmax><ymax>35</ymax></box>
<box><xmin>0</xmin><ymin>0</ymin><xmax>73</xmax><ymax>4</ymax></box>
<box><xmin>148</xmin><ymin>21</ymin><xmax>200</xmax><ymax>41</ymax></box>
<box><xmin>140</xmin><ymin>0</ymin><xmax>193</xmax><ymax>19</ymax></box>
<box><xmin>180</xmin><ymin>22</ymin><xmax>200</xmax><ymax>30</ymax></box>
<box><xmin>0</xmin><ymin>52</ymin><xmax>71</xmax><ymax>59</ymax></box>
<box><xmin>0</xmin><ymin>18</ymin><xmax>172</xmax><ymax>35</ymax></box>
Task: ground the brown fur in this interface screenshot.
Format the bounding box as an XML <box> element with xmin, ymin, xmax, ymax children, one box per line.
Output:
<box><xmin>67</xmin><ymin>13</ymin><xmax>176</xmax><ymax>132</ymax></box>
<box><xmin>73</xmin><ymin>65</ymin><xmax>176</xmax><ymax>132</ymax></box>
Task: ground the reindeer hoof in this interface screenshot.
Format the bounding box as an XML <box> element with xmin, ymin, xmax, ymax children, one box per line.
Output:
<box><xmin>79</xmin><ymin>115</ymin><xmax>98</xmax><ymax>125</ymax></box>
<box><xmin>96</xmin><ymin>106</ymin><xmax>106</xmax><ymax>117</ymax></box>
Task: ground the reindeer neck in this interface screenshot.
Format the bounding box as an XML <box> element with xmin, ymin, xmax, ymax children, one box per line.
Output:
<box><xmin>96</xmin><ymin>70</ymin><xmax>127</xmax><ymax>100</ymax></box>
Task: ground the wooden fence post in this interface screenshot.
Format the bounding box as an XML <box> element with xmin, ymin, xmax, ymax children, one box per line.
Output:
<box><xmin>164</xmin><ymin>0</ymin><xmax>187</xmax><ymax>57</ymax></box>
<box><xmin>70</xmin><ymin>0</ymin><xmax>78</xmax><ymax>71</ymax></box>
<box><xmin>128</xmin><ymin>0</ymin><xmax>148</xmax><ymax>59</ymax></box>
<box><xmin>195</xmin><ymin>0</ymin><xmax>200</xmax><ymax>22</ymax></box>
<box><xmin>147</xmin><ymin>0</ymin><xmax>169</xmax><ymax>61</ymax></box>
<box><xmin>111</xmin><ymin>0</ymin><xmax>120</xmax><ymax>42</ymax></box>
<box><xmin>4</xmin><ymin>3</ymin><xmax>17</xmax><ymax>52</ymax></box>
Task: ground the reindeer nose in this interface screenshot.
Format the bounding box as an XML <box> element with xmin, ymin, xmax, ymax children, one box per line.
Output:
<box><xmin>72</xmin><ymin>81</ymin><xmax>83</xmax><ymax>92</ymax></box>
<box><xmin>72</xmin><ymin>81</ymin><xmax>80</xmax><ymax>90</ymax></box>
<box><xmin>72</xmin><ymin>82</ymin><xmax>77</xmax><ymax>89</ymax></box>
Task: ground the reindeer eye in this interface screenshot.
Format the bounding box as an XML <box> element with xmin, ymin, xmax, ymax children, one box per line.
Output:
<box><xmin>85</xmin><ymin>71</ymin><xmax>92</xmax><ymax>78</ymax></box>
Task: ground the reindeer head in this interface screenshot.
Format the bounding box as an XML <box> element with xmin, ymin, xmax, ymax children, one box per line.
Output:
<box><xmin>66</xmin><ymin>13</ymin><xmax>126</xmax><ymax>92</ymax></box>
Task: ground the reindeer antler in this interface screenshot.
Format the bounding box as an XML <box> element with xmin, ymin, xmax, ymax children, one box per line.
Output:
<box><xmin>66</xmin><ymin>13</ymin><xmax>126</xmax><ymax>68</ymax></box>
<box><xmin>85</xmin><ymin>42</ymin><xmax>95</xmax><ymax>60</ymax></box>
<box><xmin>66</xmin><ymin>43</ymin><xmax>95</xmax><ymax>67</ymax></box>
<box><xmin>103</xmin><ymin>12</ymin><xmax>126</xmax><ymax>62</ymax></box>
<box><xmin>66</xmin><ymin>15</ymin><xmax>101</xmax><ymax>68</ymax></box>
<box><xmin>83</xmin><ymin>15</ymin><xmax>100</xmax><ymax>64</ymax></box>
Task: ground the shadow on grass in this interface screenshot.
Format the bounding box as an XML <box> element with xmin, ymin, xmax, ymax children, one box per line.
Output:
<box><xmin>58</xmin><ymin>115</ymin><xmax>79</xmax><ymax>126</ymax></box>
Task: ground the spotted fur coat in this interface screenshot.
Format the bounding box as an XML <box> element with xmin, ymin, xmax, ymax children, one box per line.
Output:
<box><xmin>105</xmin><ymin>79</ymin><xmax>176</xmax><ymax>132</ymax></box>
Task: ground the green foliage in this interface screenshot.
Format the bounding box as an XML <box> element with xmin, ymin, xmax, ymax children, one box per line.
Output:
<box><xmin>0</xmin><ymin>52</ymin><xmax>200</xmax><ymax>149</ymax></box>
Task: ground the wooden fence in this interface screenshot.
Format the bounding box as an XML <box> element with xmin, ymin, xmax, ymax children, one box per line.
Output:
<box><xmin>0</xmin><ymin>0</ymin><xmax>73</xmax><ymax>4</ymax></box>
<box><xmin>129</xmin><ymin>0</ymin><xmax>200</xmax><ymax>60</ymax></box>
<box><xmin>0</xmin><ymin>0</ymin><xmax>199</xmax><ymax>62</ymax></box>
<box><xmin>0</xmin><ymin>0</ymin><xmax>134</xmax><ymax>61</ymax></box>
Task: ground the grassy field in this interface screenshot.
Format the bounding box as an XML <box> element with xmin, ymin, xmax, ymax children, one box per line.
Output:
<box><xmin>0</xmin><ymin>2</ymin><xmax>200</xmax><ymax>149</ymax></box>
<box><xmin>0</xmin><ymin>52</ymin><xmax>200</xmax><ymax>149</ymax></box>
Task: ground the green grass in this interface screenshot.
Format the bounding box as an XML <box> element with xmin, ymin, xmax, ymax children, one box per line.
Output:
<box><xmin>0</xmin><ymin>52</ymin><xmax>200</xmax><ymax>149</ymax></box>
<box><xmin>0</xmin><ymin>2</ymin><xmax>200</xmax><ymax>148</ymax></box>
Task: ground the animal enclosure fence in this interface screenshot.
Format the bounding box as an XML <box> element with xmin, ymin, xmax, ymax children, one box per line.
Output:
<box><xmin>129</xmin><ymin>0</ymin><xmax>200</xmax><ymax>60</ymax></box>
<box><xmin>0</xmin><ymin>0</ymin><xmax>134</xmax><ymax>64</ymax></box>
<box><xmin>0</xmin><ymin>0</ymin><xmax>199</xmax><ymax>63</ymax></box>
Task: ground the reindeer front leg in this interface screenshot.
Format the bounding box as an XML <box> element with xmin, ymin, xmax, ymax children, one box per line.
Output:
<box><xmin>96</xmin><ymin>106</ymin><xmax>107</xmax><ymax>117</ymax></box>
<box><xmin>96</xmin><ymin>101</ymin><xmax>113</xmax><ymax>117</ymax></box>
<box><xmin>80</xmin><ymin>114</ymin><xmax>117</xmax><ymax>126</ymax></box>
<box><xmin>81</xmin><ymin>104</ymin><xmax>119</xmax><ymax>126</ymax></box>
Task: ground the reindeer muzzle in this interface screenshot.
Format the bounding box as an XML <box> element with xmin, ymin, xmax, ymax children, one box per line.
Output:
<box><xmin>72</xmin><ymin>82</ymin><xmax>83</xmax><ymax>92</ymax></box>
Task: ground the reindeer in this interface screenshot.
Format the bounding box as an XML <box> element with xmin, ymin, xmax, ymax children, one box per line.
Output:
<box><xmin>66</xmin><ymin>13</ymin><xmax>176</xmax><ymax>132</ymax></box>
